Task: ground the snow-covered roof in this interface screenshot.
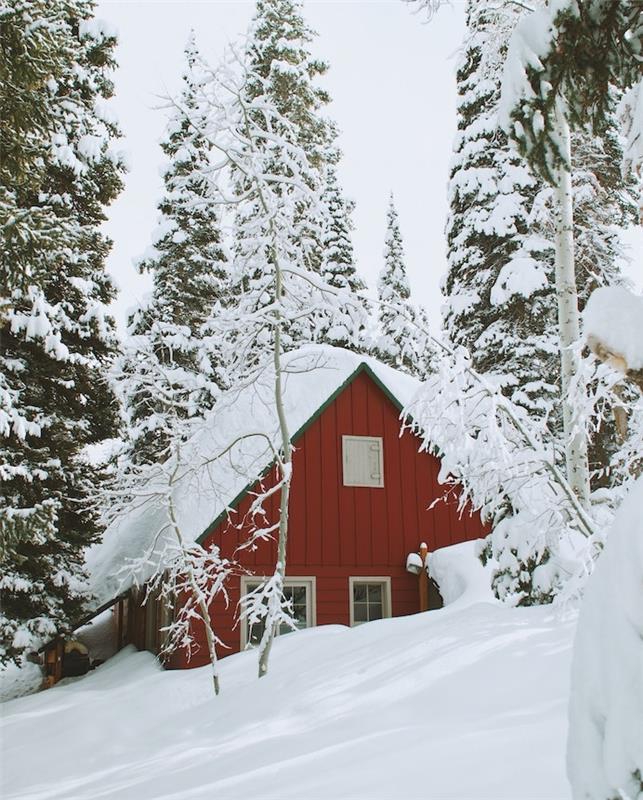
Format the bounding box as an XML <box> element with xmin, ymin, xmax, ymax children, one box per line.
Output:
<box><xmin>87</xmin><ymin>345</ymin><xmax>421</xmax><ymax>606</ymax></box>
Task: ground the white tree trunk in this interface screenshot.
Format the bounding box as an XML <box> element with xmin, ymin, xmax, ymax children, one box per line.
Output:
<box><xmin>552</xmin><ymin>102</ymin><xmax>591</xmax><ymax>511</ymax></box>
<box><xmin>258</xmin><ymin>246</ymin><xmax>293</xmax><ymax>679</ymax></box>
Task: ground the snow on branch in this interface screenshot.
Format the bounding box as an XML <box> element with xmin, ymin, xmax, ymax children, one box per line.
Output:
<box><xmin>404</xmin><ymin>344</ymin><xmax>597</xmax><ymax>605</ymax></box>
<box><xmin>134</xmin><ymin>541</ymin><xmax>235</xmax><ymax>666</ymax></box>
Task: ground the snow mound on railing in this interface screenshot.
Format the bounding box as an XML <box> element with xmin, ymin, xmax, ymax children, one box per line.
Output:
<box><xmin>584</xmin><ymin>286</ymin><xmax>643</xmax><ymax>370</ymax></box>
<box><xmin>429</xmin><ymin>540</ymin><xmax>497</xmax><ymax>609</ymax></box>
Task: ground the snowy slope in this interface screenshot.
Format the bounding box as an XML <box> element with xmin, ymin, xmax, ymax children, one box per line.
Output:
<box><xmin>0</xmin><ymin>543</ymin><xmax>575</xmax><ymax>800</ymax></box>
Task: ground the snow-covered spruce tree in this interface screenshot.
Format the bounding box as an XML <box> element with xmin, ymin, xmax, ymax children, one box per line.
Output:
<box><xmin>229</xmin><ymin>0</ymin><xmax>368</xmax><ymax>364</ymax></box>
<box><xmin>442</xmin><ymin>0</ymin><xmax>638</xmax><ymax>603</ymax></box>
<box><xmin>441</xmin><ymin>1</ymin><xmax>567</xmax><ymax>604</ymax></box>
<box><xmin>377</xmin><ymin>193</ymin><xmax>434</xmax><ymax>379</ymax></box>
<box><xmin>443</xmin><ymin>0</ymin><xmax>559</xmax><ymax>428</ymax></box>
<box><xmin>0</xmin><ymin>0</ymin><xmax>73</xmax><ymax>292</ymax></box>
<box><xmin>499</xmin><ymin>0</ymin><xmax>642</xmax><ymax>510</ymax></box>
<box><xmin>314</xmin><ymin>165</ymin><xmax>369</xmax><ymax>352</ymax></box>
<box><xmin>0</xmin><ymin>1</ymin><xmax>124</xmax><ymax>664</ymax></box>
<box><xmin>118</xmin><ymin>35</ymin><xmax>229</xmax><ymax>467</ymax></box>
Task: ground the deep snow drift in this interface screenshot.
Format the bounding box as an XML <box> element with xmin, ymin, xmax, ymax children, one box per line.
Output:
<box><xmin>1</xmin><ymin>543</ymin><xmax>576</xmax><ymax>799</ymax></box>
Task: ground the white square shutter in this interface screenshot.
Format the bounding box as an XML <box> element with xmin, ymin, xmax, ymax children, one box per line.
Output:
<box><xmin>342</xmin><ymin>436</ymin><xmax>384</xmax><ymax>487</ymax></box>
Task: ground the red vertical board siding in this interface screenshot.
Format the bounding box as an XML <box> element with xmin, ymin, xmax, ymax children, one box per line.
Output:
<box><xmin>350</xmin><ymin>376</ymin><xmax>372</xmax><ymax>566</ymax></box>
<box><xmin>385</xmin><ymin>406</ymin><xmax>405</xmax><ymax>567</ymax></box>
<box><xmin>304</xmin><ymin>419</ymin><xmax>322</xmax><ymax>565</ymax></box>
<box><xmin>290</xmin><ymin>439</ymin><xmax>306</xmax><ymax>565</ymax></box>
<box><xmin>165</xmin><ymin>368</ymin><xmax>489</xmax><ymax>668</ymax></box>
<box><xmin>368</xmin><ymin>384</ymin><xmax>388</xmax><ymax>567</ymax></box>
<box><xmin>399</xmin><ymin>426</ymin><xmax>419</xmax><ymax>556</ymax></box>
<box><xmin>335</xmin><ymin>385</ymin><xmax>356</xmax><ymax>568</ymax></box>
<box><xmin>320</xmin><ymin>402</ymin><xmax>340</xmax><ymax>565</ymax></box>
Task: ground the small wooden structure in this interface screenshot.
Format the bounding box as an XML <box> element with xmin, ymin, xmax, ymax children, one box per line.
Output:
<box><xmin>120</xmin><ymin>359</ymin><xmax>489</xmax><ymax>668</ymax></box>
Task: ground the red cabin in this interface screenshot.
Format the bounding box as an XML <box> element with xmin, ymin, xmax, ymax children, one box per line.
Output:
<box><xmin>95</xmin><ymin>346</ymin><xmax>489</xmax><ymax>668</ymax></box>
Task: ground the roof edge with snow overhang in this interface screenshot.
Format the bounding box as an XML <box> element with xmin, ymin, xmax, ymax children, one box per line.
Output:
<box><xmin>196</xmin><ymin>360</ymin><xmax>407</xmax><ymax>545</ymax></box>
<box><xmin>86</xmin><ymin>345</ymin><xmax>422</xmax><ymax>607</ymax></box>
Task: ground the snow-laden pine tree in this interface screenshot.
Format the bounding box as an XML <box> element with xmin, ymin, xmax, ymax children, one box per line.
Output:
<box><xmin>0</xmin><ymin>0</ymin><xmax>124</xmax><ymax>663</ymax></box>
<box><xmin>118</xmin><ymin>36</ymin><xmax>229</xmax><ymax>467</ymax></box>
<box><xmin>498</xmin><ymin>1</ymin><xmax>640</xmax><ymax>505</ymax></box>
<box><xmin>442</xmin><ymin>0</ymin><xmax>638</xmax><ymax>604</ymax></box>
<box><xmin>314</xmin><ymin>166</ymin><xmax>368</xmax><ymax>351</ymax></box>
<box><xmin>377</xmin><ymin>193</ymin><xmax>434</xmax><ymax>379</ymax></box>
<box><xmin>443</xmin><ymin>0</ymin><xmax>558</xmax><ymax>427</ymax></box>
<box><xmin>228</xmin><ymin>0</ymin><xmax>368</xmax><ymax>366</ymax></box>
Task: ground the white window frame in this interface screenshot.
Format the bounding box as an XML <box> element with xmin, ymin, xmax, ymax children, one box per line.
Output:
<box><xmin>348</xmin><ymin>576</ymin><xmax>392</xmax><ymax>627</ymax></box>
<box><xmin>240</xmin><ymin>576</ymin><xmax>317</xmax><ymax>650</ymax></box>
<box><xmin>342</xmin><ymin>435</ymin><xmax>384</xmax><ymax>488</ymax></box>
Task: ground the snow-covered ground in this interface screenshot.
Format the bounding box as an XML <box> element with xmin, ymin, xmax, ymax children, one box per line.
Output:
<box><xmin>1</xmin><ymin>543</ymin><xmax>576</xmax><ymax>799</ymax></box>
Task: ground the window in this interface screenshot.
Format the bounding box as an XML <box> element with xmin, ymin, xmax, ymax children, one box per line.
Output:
<box><xmin>240</xmin><ymin>577</ymin><xmax>316</xmax><ymax>649</ymax></box>
<box><xmin>342</xmin><ymin>435</ymin><xmax>384</xmax><ymax>488</ymax></box>
<box><xmin>349</xmin><ymin>577</ymin><xmax>392</xmax><ymax>626</ymax></box>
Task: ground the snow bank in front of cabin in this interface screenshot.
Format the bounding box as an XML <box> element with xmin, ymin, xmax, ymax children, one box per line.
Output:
<box><xmin>1</xmin><ymin>579</ymin><xmax>576</xmax><ymax>799</ymax></box>
<box><xmin>567</xmin><ymin>476</ymin><xmax>643</xmax><ymax>799</ymax></box>
<box><xmin>0</xmin><ymin>659</ymin><xmax>42</xmax><ymax>704</ymax></box>
<box><xmin>87</xmin><ymin>345</ymin><xmax>421</xmax><ymax>607</ymax></box>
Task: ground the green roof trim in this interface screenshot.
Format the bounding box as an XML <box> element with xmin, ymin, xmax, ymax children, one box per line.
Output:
<box><xmin>195</xmin><ymin>361</ymin><xmax>406</xmax><ymax>545</ymax></box>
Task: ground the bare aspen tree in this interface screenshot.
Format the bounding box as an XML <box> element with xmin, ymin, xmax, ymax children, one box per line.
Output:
<box><xmin>551</xmin><ymin>103</ymin><xmax>591</xmax><ymax>510</ymax></box>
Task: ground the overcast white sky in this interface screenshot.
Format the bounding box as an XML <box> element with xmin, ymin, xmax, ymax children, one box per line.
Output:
<box><xmin>96</xmin><ymin>0</ymin><xmax>641</xmax><ymax>336</ymax></box>
<box><xmin>96</xmin><ymin>0</ymin><xmax>467</xmax><ymax>333</ymax></box>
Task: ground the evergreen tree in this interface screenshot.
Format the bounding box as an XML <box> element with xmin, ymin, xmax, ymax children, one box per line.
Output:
<box><xmin>377</xmin><ymin>193</ymin><xmax>433</xmax><ymax>379</ymax></box>
<box><xmin>314</xmin><ymin>166</ymin><xmax>368</xmax><ymax>352</ymax></box>
<box><xmin>0</xmin><ymin>0</ymin><xmax>76</xmax><ymax>291</ymax></box>
<box><xmin>119</xmin><ymin>36</ymin><xmax>229</xmax><ymax>467</ymax></box>
<box><xmin>500</xmin><ymin>0</ymin><xmax>641</xmax><ymax>184</ymax></box>
<box><xmin>0</xmin><ymin>0</ymin><xmax>125</xmax><ymax>663</ymax></box>
<box><xmin>445</xmin><ymin>0</ymin><xmax>637</xmax><ymax>603</ymax></box>
<box><xmin>443</xmin><ymin>0</ymin><xmax>558</xmax><ymax>426</ymax></box>
<box><xmin>445</xmin><ymin>0</ymin><xmax>637</xmax><ymax>438</ymax></box>
<box><xmin>229</xmin><ymin>0</ymin><xmax>368</xmax><ymax>364</ymax></box>
<box><xmin>246</xmin><ymin>0</ymin><xmax>332</xmax><ymax>170</ymax></box>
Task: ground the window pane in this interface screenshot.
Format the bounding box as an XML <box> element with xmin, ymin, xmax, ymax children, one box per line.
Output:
<box><xmin>353</xmin><ymin>584</ymin><xmax>367</xmax><ymax>602</ymax></box>
<box><xmin>282</xmin><ymin>584</ymin><xmax>309</xmax><ymax>634</ymax></box>
<box><xmin>291</xmin><ymin>586</ymin><xmax>306</xmax><ymax>604</ymax></box>
<box><xmin>246</xmin><ymin>581</ymin><xmax>311</xmax><ymax>643</ymax></box>
<box><xmin>369</xmin><ymin>603</ymin><xmax>383</xmax><ymax>621</ymax></box>
<box><xmin>353</xmin><ymin>602</ymin><xmax>368</xmax><ymax>623</ymax></box>
<box><xmin>292</xmin><ymin>604</ymin><xmax>307</xmax><ymax>627</ymax></box>
<box><xmin>248</xmin><ymin>620</ymin><xmax>265</xmax><ymax>645</ymax></box>
<box><xmin>367</xmin><ymin>584</ymin><xmax>382</xmax><ymax>603</ymax></box>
